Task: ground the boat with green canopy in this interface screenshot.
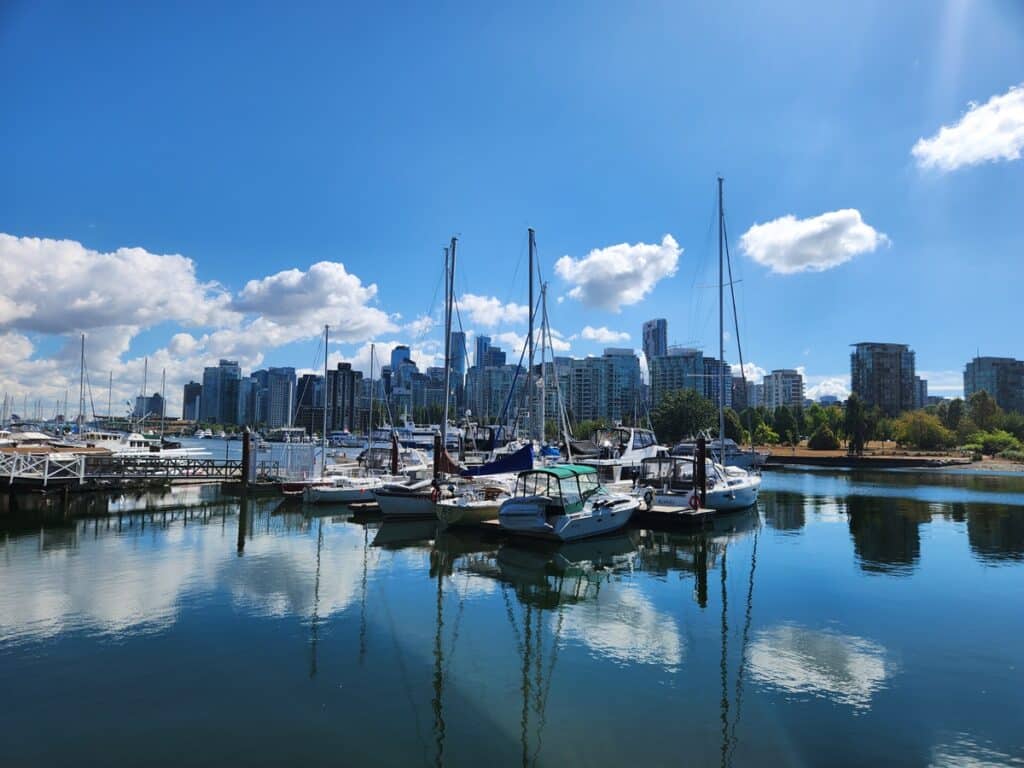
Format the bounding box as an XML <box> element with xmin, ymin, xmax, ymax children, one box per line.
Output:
<box><xmin>497</xmin><ymin>464</ymin><xmax>639</xmax><ymax>541</ymax></box>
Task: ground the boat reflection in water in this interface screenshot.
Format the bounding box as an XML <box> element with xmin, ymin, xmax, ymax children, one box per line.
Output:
<box><xmin>3</xmin><ymin>471</ymin><xmax>1024</xmax><ymax>767</ymax></box>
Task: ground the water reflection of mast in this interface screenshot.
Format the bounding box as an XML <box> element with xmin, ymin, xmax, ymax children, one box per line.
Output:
<box><xmin>431</xmin><ymin>552</ymin><xmax>446</xmax><ymax>768</ymax></box>
<box><xmin>310</xmin><ymin>518</ymin><xmax>323</xmax><ymax>678</ymax></box>
<box><xmin>359</xmin><ymin>525</ymin><xmax>368</xmax><ymax>665</ymax></box>
<box><xmin>714</xmin><ymin>519</ymin><xmax>760</xmax><ymax>768</ymax></box>
<box><xmin>500</xmin><ymin>564</ymin><xmax>568</xmax><ymax>768</ymax></box>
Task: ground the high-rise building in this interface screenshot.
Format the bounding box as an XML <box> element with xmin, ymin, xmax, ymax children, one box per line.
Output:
<box><xmin>762</xmin><ymin>369</ymin><xmax>805</xmax><ymax>410</ymax></box>
<box><xmin>850</xmin><ymin>342</ymin><xmax>916</xmax><ymax>416</ymax></box>
<box><xmin>200</xmin><ymin>359</ymin><xmax>241</xmax><ymax>424</ymax></box>
<box><xmin>649</xmin><ymin>347</ymin><xmax>703</xmax><ymax>408</ymax></box>
<box><xmin>236</xmin><ymin>377</ymin><xmax>259</xmax><ymax>427</ymax></box>
<box><xmin>294</xmin><ymin>374</ymin><xmax>322</xmax><ymax>434</ymax></box>
<box><xmin>702</xmin><ymin>357</ymin><xmax>733</xmax><ymax>410</ymax></box>
<box><xmin>133</xmin><ymin>392</ymin><xmax>165</xmax><ymax>419</ymax></box>
<box><xmin>465</xmin><ymin>363</ymin><xmax>525</xmax><ymax>424</ymax></box>
<box><xmin>964</xmin><ymin>356</ymin><xmax>1024</xmax><ymax>413</ymax></box>
<box><xmin>182</xmin><ymin>381</ymin><xmax>202</xmax><ymax>421</ymax></box>
<box><xmin>265</xmin><ymin>367</ymin><xmax>297</xmax><ymax>429</ymax></box>
<box><xmin>731</xmin><ymin>377</ymin><xmax>748</xmax><ymax>410</ymax></box>
<box><xmin>450</xmin><ymin>331</ymin><xmax>467</xmax><ymax>412</ymax></box>
<box><xmin>913</xmin><ymin>376</ymin><xmax>928</xmax><ymax>410</ymax></box>
<box><xmin>326</xmin><ymin>362</ymin><xmax>362</xmax><ymax>432</ymax></box>
<box><xmin>390</xmin><ymin>345</ymin><xmax>411</xmax><ymax>373</ymax></box>
<box><xmin>475</xmin><ymin>336</ymin><xmax>491</xmax><ymax>368</ymax></box>
<box><xmin>642</xmin><ymin>319</ymin><xmax>668</xmax><ymax>363</ymax></box>
<box><xmin>565</xmin><ymin>349</ymin><xmax>643</xmax><ymax>424</ymax></box>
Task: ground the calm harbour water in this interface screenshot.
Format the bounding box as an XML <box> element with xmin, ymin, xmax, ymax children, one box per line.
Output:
<box><xmin>1</xmin><ymin>469</ymin><xmax>1023</xmax><ymax>767</ymax></box>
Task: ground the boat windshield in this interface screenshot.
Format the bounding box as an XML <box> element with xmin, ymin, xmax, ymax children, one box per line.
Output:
<box><xmin>577</xmin><ymin>472</ymin><xmax>600</xmax><ymax>499</ymax></box>
<box><xmin>516</xmin><ymin>472</ymin><xmax>562</xmax><ymax>499</ymax></box>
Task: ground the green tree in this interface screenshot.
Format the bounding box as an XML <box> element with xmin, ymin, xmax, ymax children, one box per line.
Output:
<box><xmin>1002</xmin><ymin>411</ymin><xmax>1024</xmax><ymax>442</ymax></box>
<box><xmin>716</xmin><ymin>408</ymin><xmax>745</xmax><ymax>443</ymax></box>
<box><xmin>650</xmin><ymin>389</ymin><xmax>717</xmax><ymax>443</ymax></box>
<box><xmin>894</xmin><ymin>411</ymin><xmax>954</xmax><ymax>450</ymax></box>
<box><xmin>943</xmin><ymin>398</ymin><xmax>964</xmax><ymax>431</ymax></box>
<box><xmin>968</xmin><ymin>391</ymin><xmax>1003</xmax><ymax>432</ymax></box>
<box><xmin>825</xmin><ymin>405</ymin><xmax>846</xmax><ymax>440</ymax></box>
<box><xmin>875</xmin><ymin>416</ymin><xmax>895</xmax><ymax>443</ymax></box>
<box><xmin>806</xmin><ymin>403</ymin><xmax>828</xmax><ymax>434</ymax></box>
<box><xmin>772</xmin><ymin>406</ymin><xmax>798</xmax><ymax>445</ymax></box>
<box><xmin>807</xmin><ymin>424</ymin><xmax>841</xmax><ymax>450</ymax></box>
<box><xmin>740</xmin><ymin>407</ymin><xmax>765</xmax><ymax>432</ymax></box>
<box><xmin>845</xmin><ymin>393</ymin><xmax>867</xmax><ymax>455</ymax></box>
<box><xmin>966</xmin><ymin>429</ymin><xmax>1021</xmax><ymax>456</ymax></box>
<box><xmin>754</xmin><ymin>423</ymin><xmax>780</xmax><ymax>445</ymax></box>
<box><xmin>793</xmin><ymin>406</ymin><xmax>807</xmax><ymax>439</ymax></box>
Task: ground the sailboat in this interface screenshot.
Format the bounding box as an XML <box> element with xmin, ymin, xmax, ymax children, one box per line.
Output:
<box><xmin>637</xmin><ymin>179</ymin><xmax>760</xmax><ymax>516</ymax></box>
<box><xmin>375</xmin><ymin>238</ymin><xmax>462</xmax><ymax>518</ymax></box>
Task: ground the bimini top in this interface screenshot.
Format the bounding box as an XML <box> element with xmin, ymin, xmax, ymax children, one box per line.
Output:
<box><xmin>527</xmin><ymin>464</ymin><xmax>597</xmax><ymax>480</ymax></box>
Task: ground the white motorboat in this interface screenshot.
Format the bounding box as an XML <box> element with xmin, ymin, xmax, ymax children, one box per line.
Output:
<box><xmin>634</xmin><ymin>455</ymin><xmax>760</xmax><ymax>514</ymax></box>
<box><xmin>435</xmin><ymin>477</ymin><xmax>514</xmax><ymax>527</ymax></box>
<box><xmin>571</xmin><ymin>426</ymin><xmax>669</xmax><ymax>485</ymax></box>
<box><xmin>79</xmin><ymin>430</ymin><xmax>206</xmax><ymax>458</ymax></box>
<box><xmin>374</xmin><ymin>478</ymin><xmax>444</xmax><ymax>518</ymax></box>
<box><xmin>672</xmin><ymin>436</ymin><xmax>769</xmax><ymax>470</ymax></box>
<box><xmin>498</xmin><ymin>464</ymin><xmax>638</xmax><ymax>542</ymax></box>
<box><xmin>304</xmin><ymin>475</ymin><xmax>387</xmax><ymax>504</ymax></box>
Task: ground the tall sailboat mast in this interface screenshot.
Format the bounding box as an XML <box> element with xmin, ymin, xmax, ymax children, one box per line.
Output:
<box><xmin>106</xmin><ymin>372</ymin><xmax>112</xmax><ymax>429</ymax></box>
<box><xmin>140</xmin><ymin>356</ymin><xmax>148</xmax><ymax>432</ymax></box>
<box><xmin>718</xmin><ymin>177</ymin><xmax>726</xmax><ymax>464</ymax></box>
<box><xmin>527</xmin><ymin>227</ymin><xmax>536</xmax><ymax>441</ymax></box>
<box><xmin>159</xmin><ymin>368</ymin><xmax>166</xmax><ymax>438</ymax></box>
<box><xmin>77</xmin><ymin>333</ymin><xmax>86</xmax><ymax>434</ymax></box>
<box><xmin>322</xmin><ymin>324</ymin><xmax>329</xmax><ymax>477</ymax></box>
<box><xmin>441</xmin><ymin>237</ymin><xmax>457</xmax><ymax>450</ymax></box>
<box><xmin>368</xmin><ymin>343</ymin><xmax>375</xmax><ymax>439</ymax></box>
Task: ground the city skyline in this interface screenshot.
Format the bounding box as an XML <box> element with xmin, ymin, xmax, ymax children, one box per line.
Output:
<box><xmin>2</xmin><ymin>4</ymin><xmax>1023</xmax><ymax>415</ymax></box>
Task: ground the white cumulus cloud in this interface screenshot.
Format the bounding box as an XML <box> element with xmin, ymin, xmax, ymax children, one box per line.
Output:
<box><xmin>731</xmin><ymin>362</ymin><xmax>768</xmax><ymax>381</ymax></box>
<box><xmin>554</xmin><ymin>235</ymin><xmax>681</xmax><ymax>312</ymax></box>
<box><xmin>457</xmin><ymin>293</ymin><xmax>530</xmax><ymax>327</ymax></box>
<box><xmin>740</xmin><ymin>210</ymin><xmax>888</xmax><ymax>275</ymax></box>
<box><xmin>580</xmin><ymin>325</ymin><xmax>631</xmax><ymax>344</ymax></box>
<box><xmin>912</xmin><ymin>82</ymin><xmax>1024</xmax><ymax>171</ymax></box>
<box><xmin>0</xmin><ymin>233</ymin><xmax>237</xmax><ymax>334</ymax></box>
<box><xmin>805</xmin><ymin>376</ymin><xmax>850</xmax><ymax>402</ymax></box>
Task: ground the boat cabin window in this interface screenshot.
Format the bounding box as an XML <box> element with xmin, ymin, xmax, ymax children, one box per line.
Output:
<box><xmin>633</xmin><ymin>431</ymin><xmax>654</xmax><ymax>450</ymax></box>
<box><xmin>518</xmin><ymin>473</ymin><xmax>556</xmax><ymax>498</ymax></box>
<box><xmin>577</xmin><ymin>472</ymin><xmax>600</xmax><ymax>498</ymax></box>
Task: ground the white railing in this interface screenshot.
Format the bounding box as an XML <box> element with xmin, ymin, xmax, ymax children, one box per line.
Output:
<box><xmin>4</xmin><ymin>453</ymin><xmax>86</xmax><ymax>487</ymax></box>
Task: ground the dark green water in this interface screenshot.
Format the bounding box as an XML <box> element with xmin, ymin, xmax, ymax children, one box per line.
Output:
<box><xmin>1</xmin><ymin>470</ymin><xmax>1023</xmax><ymax>767</ymax></box>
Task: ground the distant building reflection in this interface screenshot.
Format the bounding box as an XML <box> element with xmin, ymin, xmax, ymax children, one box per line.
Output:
<box><xmin>965</xmin><ymin>504</ymin><xmax>1024</xmax><ymax>564</ymax></box>
<box><xmin>847</xmin><ymin>496</ymin><xmax>930</xmax><ymax>576</ymax></box>
<box><xmin>760</xmin><ymin>492</ymin><xmax>806</xmax><ymax>533</ymax></box>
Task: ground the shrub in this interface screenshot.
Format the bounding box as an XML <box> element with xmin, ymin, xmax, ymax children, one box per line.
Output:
<box><xmin>807</xmin><ymin>424</ymin><xmax>841</xmax><ymax>450</ymax></box>
<box><xmin>967</xmin><ymin>430</ymin><xmax>1022</xmax><ymax>456</ymax></box>
<box><xmin>894</xmin><ymin>411</ymin><xmax>954</xmax><ymax>450</ymax></box>
<box><xmin>996</xmin><ymin>449</ymin><xmax>1024</xmax><ymax>463</ymax></box>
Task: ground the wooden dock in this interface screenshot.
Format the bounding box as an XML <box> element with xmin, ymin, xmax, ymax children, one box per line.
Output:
<box><xmin>633</xmin><ymin>504</ymin><xmax>719</xmax><ymax>527</ymax></box>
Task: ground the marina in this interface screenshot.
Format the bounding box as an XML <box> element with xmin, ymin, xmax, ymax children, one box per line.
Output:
<box><xmin>1</xmin><ymin>467</ymin><xmax>1022</xmax><ymax>766</ymax></box>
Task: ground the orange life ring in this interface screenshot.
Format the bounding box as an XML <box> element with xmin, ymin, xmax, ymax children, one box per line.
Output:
<box><xmin>689</xmin><ymin>494</ymin><xmax>700</xmax><ymax>510</ymax></box>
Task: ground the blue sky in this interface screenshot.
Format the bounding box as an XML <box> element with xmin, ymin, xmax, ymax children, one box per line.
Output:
<box><xmin>1</xmin><ymin>1</ymin><xmax>1023</xmax><ymax>413</ymax></box>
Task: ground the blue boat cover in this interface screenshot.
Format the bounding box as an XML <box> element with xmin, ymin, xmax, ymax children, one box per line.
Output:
<box><xmin>460</xmin><ymin>443</ymin><xmax>534</xmax><ymax>477</ymax></box>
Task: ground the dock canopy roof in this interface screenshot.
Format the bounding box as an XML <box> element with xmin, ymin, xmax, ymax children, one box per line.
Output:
<box><xmin>528</xmin><ymin>464</ymin><xmax>596</xmax><ymax>480</ymax></box>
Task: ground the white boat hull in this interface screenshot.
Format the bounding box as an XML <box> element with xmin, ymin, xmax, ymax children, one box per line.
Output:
<box><xmin>499</xmin><ymin>496</ymin><xmax>637</xmax><ymax>542</ymax></box>
<box><xmin>304</xmin><ymin>483</ymin><xmax>380</xmax><ymax>504</ymax></box>
<box><xmin>374</xmin><ymin>487</ymin><xmax>438</xmax><ymax>518</ymax></box>
<box><xmin>436</xmin><ymin>498</ymin><xmax>503</xmax><ymax>527</ymax></box>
